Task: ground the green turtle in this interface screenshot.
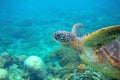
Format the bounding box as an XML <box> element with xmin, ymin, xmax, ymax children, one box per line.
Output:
<box><xmin>52</xmin><ymin>23</ymin><xmax>120</xmax><ymax>79</ymax></box>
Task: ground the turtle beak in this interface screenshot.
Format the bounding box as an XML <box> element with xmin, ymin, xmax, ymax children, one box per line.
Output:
<box><xmin>52</xmin><ymin>32</ymin><xmax>56</xmax><ymax>39</ymax></box>
<box><xmin>52</xmin><ymin>33</ymin><xmax>55</xmax><ymax>38</ymax></box>
<box><xmin>52</xmin><ymin>32</ymin><xmax>59</xmax><ymax>41</ymax></box>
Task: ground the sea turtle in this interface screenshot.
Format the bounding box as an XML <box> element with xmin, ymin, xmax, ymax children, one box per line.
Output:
<box><xmin>52</xmin><ymin>23</ymin><xmax>120</xmax><ymax>79</ymax></box>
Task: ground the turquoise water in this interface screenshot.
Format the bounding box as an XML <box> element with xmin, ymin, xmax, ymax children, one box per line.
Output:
<box><xmin>0</xmin><ymin>0</ymin><xmax>120</xmax><ymax>80</ymax></box>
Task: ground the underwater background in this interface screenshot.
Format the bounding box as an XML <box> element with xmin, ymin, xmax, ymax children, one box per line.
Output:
<box><xmin>0</xmin><ymin>0</ymin><xmax>120</xmax><ymax>80</ymax></box>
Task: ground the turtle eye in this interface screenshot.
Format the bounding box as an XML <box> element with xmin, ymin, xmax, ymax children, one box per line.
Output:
<box><xmin>55</xmin><ymin>33</ymin><xmax>61</xmax><ymax>39</ymax></box>
<box><xmin>56</xmin><ymin>33</ymin><xmax>60</xmax><ymax>37</ymax></box>
<box><xmin>53</xmin><ymin>32</ymin><xmax>62</xmax><ymax>40</ymax></box>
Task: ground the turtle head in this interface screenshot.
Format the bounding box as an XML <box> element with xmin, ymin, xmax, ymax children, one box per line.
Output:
<box><xmin>53</xmin><ymin>31</ymin><xmax>72</xmax><ymax>46</ymax></box>
<box><xmin>53</xmin><ymin>23</ymin><xmax>84</xmax><ymax>50</ymax></box>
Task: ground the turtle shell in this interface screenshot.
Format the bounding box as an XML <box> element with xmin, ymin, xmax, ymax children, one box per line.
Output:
<box><xmin>99</xmin><ymin>40</ymin><xmax>120</xmax><ymax>70</ymax></box>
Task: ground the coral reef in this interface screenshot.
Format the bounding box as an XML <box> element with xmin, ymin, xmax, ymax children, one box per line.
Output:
<box><xmin>0</xmin><ymin>68</ymin><xmax>8</xmax><ymax>80</ymax></box>
<box><xmin>0</xmin><ymin>52</ymin><xmax>27</xmax><ymax>69</ymax></box>
<box><xmin>45</xmin><ymin>47</ymin><xmax>81</xmax><ymax>69</ymax></box>
<box><xmin>76</xmin><ymin>64</ymin><xmax>87</xmax><ymax>73</ymax></box>
<box><xmin>0</xmin><ymin>48</ymin><xmax>114</xmax><ymax>80</ymax></box>
<box><xmin>24</xmin><ymin>56</ymin><xmax>47</xmax><ymax>79</ymax></box>
<box><xmin>0</xmin><ymin>52</ymin><xmax>34</xmax><ymax>80</ymax></box>
<box><xmin>9</xmin><ymin>64</ymin><xmax>29</xmax><ymax>80</ymax></box>
<box><xmin>61</xmin><ymin>69</ymin><xmax>111</xmax><ymax>80</ymax></box>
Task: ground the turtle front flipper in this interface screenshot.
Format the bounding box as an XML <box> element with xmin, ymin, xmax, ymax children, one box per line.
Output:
<box><xmin>82</xmin><ymin>25</ymin><xmax>120</xmax><ymax>48</ymax></box>
<box><xmin>71</xmin><ymin>23</ymin><xmax>83</xmax><ymax>37</ymax></box>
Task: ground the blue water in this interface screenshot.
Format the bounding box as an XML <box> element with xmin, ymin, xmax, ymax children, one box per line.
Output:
<box><xmin>0</xmin><ymin>0</ymin><xmax>120</xmax><ymax>55</ymax></box>
<box><xmin>0</xmin><ymin>0</ymin><xmax>120</xmax><ymax>79</ymax></box>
